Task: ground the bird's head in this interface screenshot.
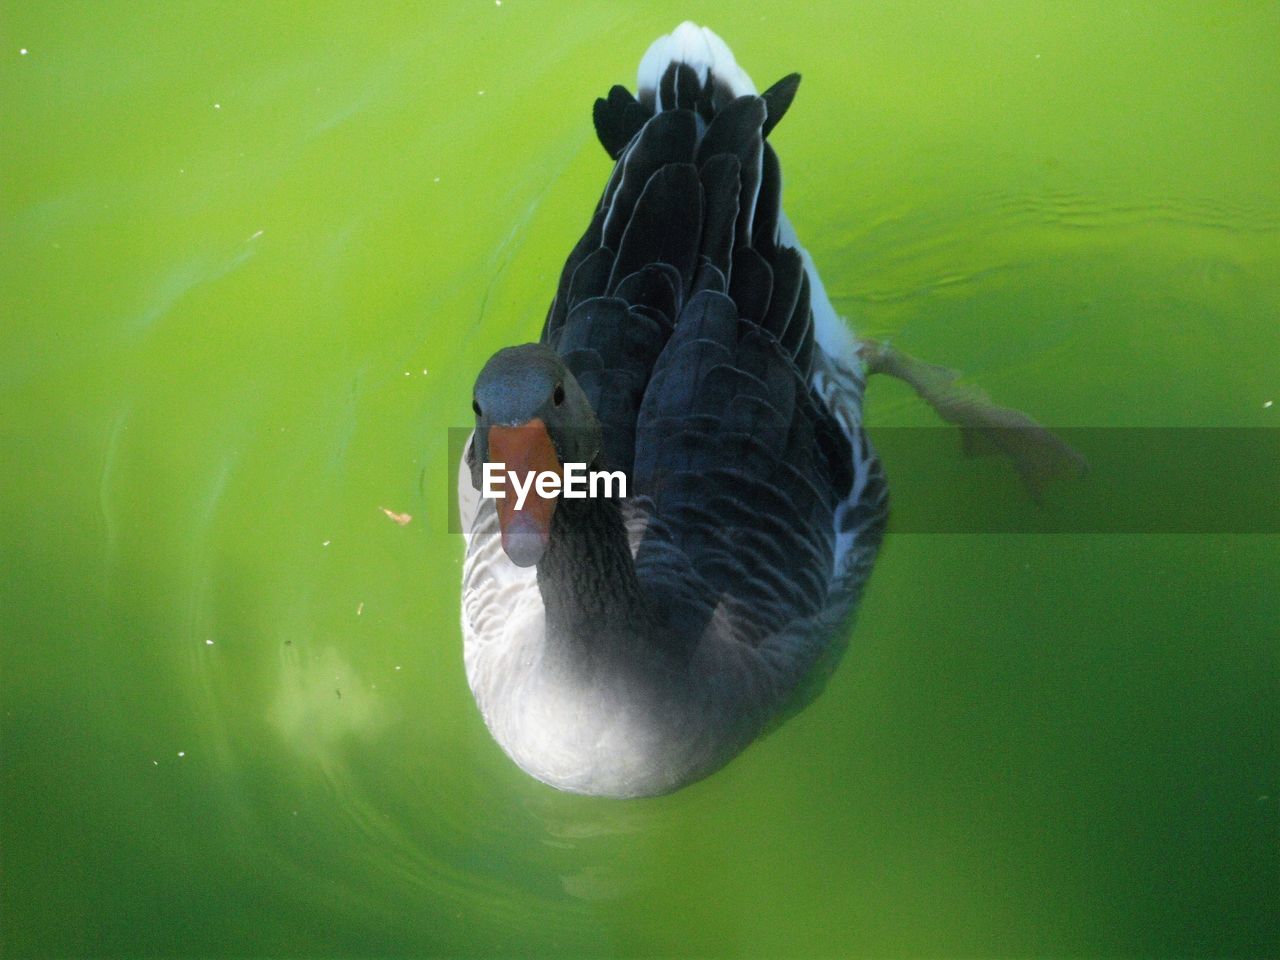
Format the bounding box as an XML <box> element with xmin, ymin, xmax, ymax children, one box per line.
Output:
<box><xmin>470</xmin><ymin>343</ymin><xmax>601</xmax><ymax>567</ymax></box>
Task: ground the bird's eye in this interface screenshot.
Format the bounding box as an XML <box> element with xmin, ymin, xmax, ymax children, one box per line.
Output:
<box><xmin>552</xmin><ymin>382</ymin><xmax>565</xmax><ymax>407</ymax></box>
<box><xmin>471</xmin><ymin>399</ymin><xmax>482</xmax><ymax>417</ymax></box>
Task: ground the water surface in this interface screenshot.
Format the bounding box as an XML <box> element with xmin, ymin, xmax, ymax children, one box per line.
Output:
<box><xmin>2</xmin><ymin>2</ymin><xmax>1276</xmax><ymax>956</ymax></box>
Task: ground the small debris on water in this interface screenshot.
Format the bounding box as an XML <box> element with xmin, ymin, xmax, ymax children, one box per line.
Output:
<box><xmin>380</xmin><ymin>507</ymin><xmax>413</xmax><ymax>526</ymax></box>
<box><xmin>20</xmin><ymin>48</ymin><xmax>29</xmax><ymax>56</ymax></box>
<box><xmin>1265</xmin><ymin>400</ymin><xmax>1273</xmax><ymax>409</ymax></box>
<box><xmin>213</xmin><ymin>102</ymin><xmax>221</xmax><ymax>110</ymax></box>
<box><xmin>177</xmin><ymin>751</ymin><xmax>186</xmax><ymax>758</ymax></box>
<box><xmin>356</xmin><ymin>602</ymin><xmax>364</xmax><ymax>616</ymax></box>
<box><xmin>322</xmin><ymin>539</ymin><xmax>331</xmax><ymax>547</ymax></box>
<box><xmin>205</xmin><ymin>639</ymin><xmax>214</xmax><ymax>646</ymax></box>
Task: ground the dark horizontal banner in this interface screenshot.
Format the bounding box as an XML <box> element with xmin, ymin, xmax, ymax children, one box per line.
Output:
<box><xmin>447</xmin><ymin>427</ymin><xmax>1279</xmax><ymax>534</ymax></box>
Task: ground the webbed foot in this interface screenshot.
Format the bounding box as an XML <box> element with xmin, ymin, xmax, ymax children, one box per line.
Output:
<box><xmin>858</xmin><ymin>339</ymin><xmax>1087</xmax><ymax>500</ymax></box>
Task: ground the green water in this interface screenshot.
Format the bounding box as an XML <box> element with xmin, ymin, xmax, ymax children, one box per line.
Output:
<box><xmin>2</xmin><ymin>2</ymin><xmax>1277</xmax><ymax>957</ymax></box>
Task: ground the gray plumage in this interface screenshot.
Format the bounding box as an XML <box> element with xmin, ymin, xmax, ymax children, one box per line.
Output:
<box><xmin>459</xmin><ymin>24</ymin><xmax>887</xmax><ymax>798</ymax></box>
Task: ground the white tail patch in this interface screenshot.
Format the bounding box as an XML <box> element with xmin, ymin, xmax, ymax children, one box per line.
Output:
<box><xmin>637</xmin><ymin>22</ymin><xmax>757</xmax><ymax>109</ymax></box>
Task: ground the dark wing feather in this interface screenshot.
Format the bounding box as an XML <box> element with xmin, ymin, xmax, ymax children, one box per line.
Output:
<box><xmin>607</xmin><ymin>163</ymin><xmax>703</xmax><ymax>292</ymax></box>
<box><xmin>761</xmin><ymin>73</ymin><xmax>801</xmax><ymax>138</ymax></box>
<box><xmin>753</xmin><ymin>144</ymin><xmax>782</xmax><ymax>259</ymax></box>
<box><xmin>613</xmin><ymin>264</ymin><xmax>680</xmax><ymax>326</ymax></box>
<box><xmin>761</xmin><ymin>246</ymin><xmax>803</xmax><ymax>341</ymax></box>
<box><xmin>633</xmin><ymin>292</ymin><xmax>847</xmax><ymax>644</ymax></box>
<box><xmin>697</xmin><ymin>154</ymin><xmax>741</xmax><ymax>279</ymax></box>
<box><xmin>541</xmin><ymin>61</ymin><xmax>850</xmax><ymax>644</ymax></box>
<box><xmin>695</xmin><ymin>96</ymin><xmax>765</xmax><ymax>247</ymax></box>
<box><xmin>601</xmin><ymin>110</ymin><xmax>697</xmax><ymax>250</ymax></box>
<box><xmin>544</xmin><ymin>207</ymin><xmax>604</xmax><ymax>339</ymax></box>
<box><xmin>692</xmin><ymin>258</ymin><xmax>728</xmax><ymax>295</ymax></box>
<box><xmin>552</xmin><ymin>296</ymin><xmax>664</xmax><ymax>473</ymax></box>
<box><xmin>593</xmin><ymin>85</ymin><xmax>643</xmax><ymax>159</ymax></box>
<box><xmin>728</xmin><ymin>246</ymin><xmax>773</xmax><ymax>326</ymax></box>
<box><xmin>567</xmin><ymin>245</ymin><xmax>615</xmax><ymax>306</ymax></box>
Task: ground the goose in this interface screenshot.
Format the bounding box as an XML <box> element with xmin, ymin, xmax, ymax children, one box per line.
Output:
<box><xmin>458</xmin><ymin>23</ymin><xmax>1081</xmax><ymax>798</ymax></box>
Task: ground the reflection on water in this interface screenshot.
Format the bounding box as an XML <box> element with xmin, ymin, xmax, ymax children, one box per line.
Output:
<box><xmin>2</xmin><ymin>1</ymin><xmax>1277</xmax><ymax>956</ymax></box>
<box><xmin>272</xmin><ymin>644</ymin><xmax>388</xmax><ymax>758</ymax></box>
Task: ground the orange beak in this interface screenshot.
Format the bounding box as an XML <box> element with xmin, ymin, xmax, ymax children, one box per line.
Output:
<box><xmin>487</xmin><ymin>418</ymin><xmax>561</xmax><ymax>567</ymax></box>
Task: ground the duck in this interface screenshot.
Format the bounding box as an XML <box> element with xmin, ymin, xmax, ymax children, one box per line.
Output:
<box><xmin>457</xmin><ymin>23</ymin><xmax>1082</xmax><ymax>799</ymax></box>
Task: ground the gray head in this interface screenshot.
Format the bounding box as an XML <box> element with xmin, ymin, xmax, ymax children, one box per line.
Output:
<box><xmin>470</xmin><ymin>344</ymin><xmax>601</xmax><ymax>566</ymax></box>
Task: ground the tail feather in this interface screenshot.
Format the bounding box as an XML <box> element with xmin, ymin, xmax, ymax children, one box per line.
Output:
<box><xmin>637</xmin><ymin>22</ymin><xmax>756</xmax><ymax>111</ymax></box>
<box><xmin>561</xmin><ymin>23</ymin><xmax>823</xmax><ymax>373</ymax></box>
<box><xmin>628</xmin><ymin>24</ymin><xmax>850</xmax><ymax>365</ymax></box>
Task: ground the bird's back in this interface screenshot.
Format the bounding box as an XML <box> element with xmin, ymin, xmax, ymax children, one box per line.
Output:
<box><xmin>461</xmin><ymin>23</ymin><xmax>888</xmax><ymax>796</ymax></box>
